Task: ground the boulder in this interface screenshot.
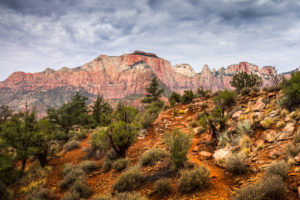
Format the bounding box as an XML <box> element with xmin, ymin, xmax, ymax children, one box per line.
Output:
<box><xmin>213</xmin><ymin>147</ymin><xmax>232</xmax><ymax>167</ymax></box>
<box><xmin>199</xmin><ymin>151</ymin><xmax>212</xmax><ymax>160</ymax></box>
<box><xmin>261</xmin><ymin>130</ymin><xmax>276</xmax><ymax>143</ymax></box>
<box><xmin>254</xmin><ymin>98</ymin><xmax>265</xmax><ymax>111</ymax></box>
<box><xmin>192</xmin><ymin>145</ymin><xmax>200</xmax><ymax>152</ymax></box>
<box><xmin>232</xmin><ymin>110</ymin><xmax>243</xmax><ymax>119</ymax></box>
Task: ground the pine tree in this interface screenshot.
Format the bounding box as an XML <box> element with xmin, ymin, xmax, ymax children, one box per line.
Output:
<box><xmin>142</xmin><ymin>76</ymin><xmax>164</xmax><ymax>104</ymax></box>
<box><xmin>92</xmin><ymin>95</ymin><xmax>112</xmax><ymax>126</ymax></box>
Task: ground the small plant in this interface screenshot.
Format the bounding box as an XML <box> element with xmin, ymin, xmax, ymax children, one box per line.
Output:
<box><xmin>154</xmin><ymin>178</ymin><xmax>172</xmax><ymax>196</ymax></box>
<box><xmin>261</xmin><ymin>175</ymin><xmax>287</xmax><ymax>199</ymax></box>
<box><xmin>225</xmin><ymin>153</ymin><xmax>247</xmax><ymax>174</ymax></box>
<box><xmin>76</xmin><ymin>129</ymin><xmax>88</xmax><ymax>140</ymax></box>
<box><xmin>197</xmin><ymin>87</ymin><xmax>211</xmax><ymax>98</ymax></box>
<box><xmin>79</xmin><ymin>160</ymin><xmax>100</xmax><ymax>173</ymax></box>
<box><xmin>64</xmin><ymin>140</ymin><xmax>81</xmax><ymax>152</ymax></box>
<box><xmin>285</xmin><ymin>143</ymin><xmax>300</xmax><ymax>157</ymax></box>
<box><xmin>113</xmin><ymin>167</ymin><xmax>145</xmax><ymax>192</ymax></box>
<box><xmin>178</xmin><ymin>166</ymin><xmax>210</xmax><ymax>193</ymax></box>
<box><xmin>181</xmin><ymin>90</ymin><xmax>196</xmax><ymax>104</ymax></box>
<box><xmin>266</xmin><ymin>160</ymin><xmax>289</xmax><ymax>179</ymax></box>
<box><xmin>102</xmin><ymin>157</ymin><xmax>113</xmax><ymax>172</ymax></box>
<box><xmin>252</xmin><ymin>87</ymin><xmax>260</xmax><ymax>93</ymax></box>
<box><xmin>164</xmin><ymin>129</ymin><xmax>192</xmax><ymax>170</ymax></box>
<box><xmin>238</xmin><ymin>135</ymin><xmax>251</xmax><ymax>150</ymax></box>
<box><xmin>140</xmin><ymin>148</ymin><xmax>167</xmax><ymax>166</ymax></box>
<box><xmin>115</xmin><ymin>192</ymin><xmax>149</xmax><ymax>200</ymax></box>
<box><xmin>213</xmin><ymin>90</ymin><xmax>237</xmax><ymax>112</ymax></box>
<box><xmin>280</xmin><ymin>71</ymin><xmax>300</xmax><ymax>111</ymax></box>
<box><xmin>68</xmin><ymin>180</ymin><xmax>93</xmax><ymax>198</ymax></box>
<box><xmin>236</xmin><ymin>120</ymin><xmax>252</xmax><ymax>136</ymax></box>
<box><xmin>63</xmin><ymin>163</ymin><xmax>76</xmax><ymax>176</ymax></box>
<box><xmin>190</xmin><ymin>120</ymin><xmax>198</xmax><ymax>128</ymax></box>
<box><xmin>62</xmin><ymin>191</ymin><xmax>81</xmax><ymax>200</ymax></box>
<box><xmin>234</xmin><ymin>184</ymin><xmax>264</xmax><ymax>200</ymax></box>
<box><xmin>218</xmin><ymin>131</ymin><xmax>231</xmax><ymax>147</ymax></box>
<box><xmin>93</xmin><ymin>195</ymin><xmax>111</xmax><ymax>200</ymax></box>
<box><xmin>240</xmin><ymin>87</ymin><xmax>251</xmax><ymax>95</ymax></box>
<box><xmin>112</xmin><ymin>158</ymin><xmax>129</xmax><ymax>172</ymax></box>
<box><xmin>260</xmin><ymin>118</ymin><xmax>274</xmax><ymax>129</ymax></box>
<box><xmin>59</xmin><ymin>167</ymin><xmax>85</xmax><ymax>189</ymax></box>
<box><xmin>26</xmin><ymin>186</ymin><xmax>50</xmax><ymax>200</ymax></box>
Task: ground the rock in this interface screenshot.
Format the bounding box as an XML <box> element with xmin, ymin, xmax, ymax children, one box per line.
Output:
<box><xmin>282</xmin><ymin>123</ymin><xmax>295</xmax><ymax>135</ymax></box>
<box><xmin>232</xmin><ymin>110</ymin><xmax>243</xmax><ymax>119</ymax></box>
<box><xmin>198</xmin><ymin>151</ymin><xmax>212</xmax><ymax>160</ymax></box>
<box><xmin>213</xmin><ymin>147</ymin><xmax>232</xmax><ymax>167</ymax></box>
<box><xmin>269</xmin><ymin>150</ymin><xmax>280</xmax><ymax>159</ymax></box>
<box><xmin>261</xmin><ymin>130</ymin><xmax>276</xmax><ymax>142</ymax></box>
<box><xmin>192</xmin><ymin>145</ymin><xmax>200</xmax><ymax>152</ymax></box>
<box><xmin>295</xmin><ymin>152</ymin><xmax>300</xmax><ymax>164</ymax></box>
<box><xmin>254</xmin><ymin>98</ymin><xmax>266</xmax><ymax>111</ymax></box>
<box><xmin>269</xmin><ymin>110</ymin><xmax>280</xmax><ymax>117</ymax></box>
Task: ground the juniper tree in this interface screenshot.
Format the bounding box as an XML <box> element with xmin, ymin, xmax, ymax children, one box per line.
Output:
<box><xmin>230</xmin><ymin>72</ymin><xmax>263</xmax><ymax>92</ymax></box>
<box><xmin>142</xmin><ymin>76</ymin><xmax>164</xmax><ymax>104</ymax></box>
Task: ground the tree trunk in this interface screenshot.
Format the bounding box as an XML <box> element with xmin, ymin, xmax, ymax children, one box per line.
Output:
<box><xmin>20</xmin><ymin>159</ymin><xmax>27</xmax><ymax>176</ymax></box>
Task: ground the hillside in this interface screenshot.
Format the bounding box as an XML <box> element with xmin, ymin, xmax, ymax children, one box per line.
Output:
<box><xmin>0</xmin><ymin>51</ymin><xmax>282</xmax><ymax>115</ymax></box>
<box><xmin>9</xmin><ymin>89</ymin><xmax>299</xmax><ymax>200</ymax></box>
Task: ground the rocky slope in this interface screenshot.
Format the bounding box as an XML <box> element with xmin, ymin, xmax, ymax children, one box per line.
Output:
<box><xmin>0</xmin><ymin>51</ymin><xmax>284</xmax><ymax>113</ymax></box>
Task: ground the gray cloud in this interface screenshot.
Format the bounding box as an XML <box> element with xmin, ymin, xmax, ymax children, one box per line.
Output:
<box><xmin>0</xmin><ymin>0</ymin><xmax>300</xmax><ymax>81</ymax></box>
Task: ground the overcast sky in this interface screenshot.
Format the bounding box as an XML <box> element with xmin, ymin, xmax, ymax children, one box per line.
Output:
<box><xmin>0</xmin><ymin>0</ymin><xmax>300</xmax><ymax>81</ymax></box>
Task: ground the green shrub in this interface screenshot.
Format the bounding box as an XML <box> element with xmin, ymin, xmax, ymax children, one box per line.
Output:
<box><xmin>190</xmin><ymin>120</ymin><xmax>198</xmax><ymax>128</ymax></box>
<box><xmin>213</xmin><ymin>90</ymin><xmax>237</xmax><ymax>111</ymax></box>
<box><xmin>164</xmin><ymin>129</ymin><xmax>192</xmax><ymax>170</ymax></box>
<box><xmin>169</xmin><ymin>92</ymin><xmax>181</xmax><ymax>106</ymax></box>
<box><xmin>113</xmin><ymin>167</ymin><xmax>145</xmax><ymax>192</ymax></box>
<box><xmin>76</xmin><ymin>129</ymin><xmax>88</xmax><ymax>140</ymax></box>
<box><xmin>252</xmin><ymin>87</ymin><xmax>260</xmax><ymax>93</ymax></box>
<box><xmin>140</xmin><ymin>148</ymin><xmax>167</xmax><ymax>166</ymax></box>
<box><xmin>181</xmin><ymin>90</ymin><xmax>196</xmax><ymax>104</ymax></box>
<box><xmin>25</xmin><ymin>186</ymin><xmax>50</xmax><ymax>200</ymax></box>
<box><xmin>225</xmin><ymin>153</ymin><xmax>247</xmax><ymax>174</ymax></box>
<box><xmin>154</xmin><ymin>178</ymin><xmax>172</xmax><ymax>196</ymax></box>
<box><xmin>178</xmin><ymin>166</ymin><xmax>210</xmax><ymax>193</ymax></box>
<box><xmin>266</xmin><ymin>160</ymin><xmax>289</xmax><ymax>179</ymax></box>
<box><xmin>115</xmin><ymin>192</ymin><xmax>149</xmax><ymax>200</ymax></box>
<box><xmin>79</xmin><ymin>160</ymin><xmax>100</xmax><ymax>173</ymax></box>
<box><xmin>69</xmin><ymin>180</ymin><xmax>93</xmax><ymax>198</ymax></box>
<box><xmin>102</xmin><ymin>157</ymin><xmax>113</xmax><ymax>172</ymax></box>
<box><xmin>230</xmin><ymin>72</ymin><xmax>263</xmax><ymax>92</ymax></box>
<box><xmin>59</xmin><ymin>167</ymin><xmax>85</xmax><ymax>189</ymax></box>
<box><xmin>218</xmin><ymin>131</ymin><xmax>231</xmax><ymax>147</ymax></box>
<box><xmin>236</xmin><ymin>120</ymin><xmax>252</xmax><ymax>136</ymax></box>
<box><xmin>280</xmin><ymin>71</ymin><xmax>300</xmax><ymax>111</ymax></box>
<box><xmin>240</xmin><ymin>87</ymin><xmax>251</xmax><ymax>95</ymax></box>
<box><xmin>197</xmin><ymin>87</ymin><xmax>211</xmax><ymax>98</ymax></box>
<box><xmin>112</xmin><ymin>158</ymin><xmax>129</xmax><ymax>172</ymax></box>
<box><xmin>64</xmin><ymin>140</ymin><xmax>81</xmax><ymax>152</ymax></box>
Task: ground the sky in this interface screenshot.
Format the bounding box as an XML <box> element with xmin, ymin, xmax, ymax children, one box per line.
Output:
<box><xmin>0</xmin><ymin>0</ymin><xmax>300</xmax><ymax>81</ymax></box>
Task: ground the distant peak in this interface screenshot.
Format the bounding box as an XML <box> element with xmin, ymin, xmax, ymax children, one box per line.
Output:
<box><xmin>131</xmin><ymin>51</ymin><xmax>158</xmax><ymax>58</ymax></box>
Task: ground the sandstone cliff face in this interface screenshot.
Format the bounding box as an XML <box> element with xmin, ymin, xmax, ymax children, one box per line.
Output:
<box><xmin>0</xmin><ymin>51</ymin><xmax>280</xmax><ymax>114</ymax></box>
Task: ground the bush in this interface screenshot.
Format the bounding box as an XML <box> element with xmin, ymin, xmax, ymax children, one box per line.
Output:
<box><xmin>236</xmin><ymin>120</ymin><xmax>252</xmax><ymax>136</ymax></box>
<box><xmin>181</xmin><ymin>90</ymin><xmax>196</xmax><ymax>104</ymax></box>
<box><xmin>112</xmin><ymin>158</ymin><xmax>129</xmax><ymax>172</ymax></box>
<box><xmin>25</xmin><ymin>186</ymin><xmax>50</xmax><ymax>200</ymax></box>
<box><xmin>140</xmin><ymin>148</ymin><xmax>167</xmax><ymax>166</ymax></box>
<box><xmin>79</xmin><ymin>160</ymin><xmax>100</xmax><ymax>173</ymax></box>
<box><xmin>169</xmin><ymin>92</ymin><xmax>181</xmax><ymax>106</ymax></box>
<box><xmin>59</xmin><ymin>167</ymin><xmax>85</xmax><ymax>189</ymax></box>
<box><xmin>225</xmin><ymin>153</ymin><xmax>247</xmax><ymax>174</ymax></box>
<box><xmin>230</xmin><ymin>72</ymin><xmax>263</xmax><ymax>92</ymax></box>
<box><xmin>252</xmin><ymin>87</ymin><xmax>260</xmax><ymax>93</ymax></box>
<box><xmin>68</xmin><ymin>180</ymin><xmax>93</xmax><ymax>198</ymax></box>
<box><xmin>115</xmin><ymin>192</ymin><xmax>149</xmax><ymax>200</ymax></box>
<box><xmin>164</xmin><ymin>129</ymin><xmax>192</xmax><ymax>170</ymax></box>
<box><xmin>64</xmin><ymin>140</ymin><xmax>81</xmax><ymax>152</ymax></box>
<box><xmin>285</xmin><ymin>143</ymin><xmax>300</xmax><ymax>157</ymax></box>
<box><xmin>63</xmin><ymin>163</ymin><xmax>76</xmax><ymax>176</ymax></box>
<box><xmin>76</xmin><ymin>129</ymin><xmax>88</xmax><ymax>140</ymax></box>
<box><xmin>190</xmin><ymin>120</ymin><xmax>198</xmax><ymax>128</ymax></box>
<box><xmin>154</xmin><ymin>178</ymin><xmax>172</xmax><ymax>196</ymax></box>
<box><xmin>197</xmin><ymin>87</ymin><xmax>211</xmax><ymax>98</ymax></box>
<box><xmin>178</xmin><ymin>166</ymin><xmax>210</xmax><ymax>193</ymax></box>
<box><xmin>93</xmin><ymin>195</ymin><xmax>111</xmax><ymax>200</ymax></box>
<box><xmin>234</xmin><ymin>184</ymin><xmax>264</xmax><ymax>200</ymax></box>
<box><xmin>280</xmin><ymin>71</ymin><xmax>300</xmax><ymax>111</ymax></box>
<box><xmin>218</xmin><ymin>131</ymin><xmax>231</xmax><ymax>147</ymax></box>
<box><xmin>262</xmin><ymin>175</ymin><xmax>287</xmax><ymax>199</ymax></box>
<box><xmin>240</xmin><ymin>87</ymin><xmax>251</xmax><ymax>95</ymax></box>
<box><xmin>266</xmin><ymin>160</ymin><xmax>289</xmax><ymax>179</ymax></box>
<box><xmin>213</xmin><ymin>90</ymin><xmax>237</xmax><ymax>111</ymax></box>
<box><xmin>113</xmin><ymin>167</ymin><xmax>145</xmax><ymax>192</ymax></box>
<box><xmin>102</xmin><ymin>157</ymin><xmax>113</xmax><ymax>172</ymax></box>
<box><xmin>62</xmin><ymin>191</ymin><xmax>81</xmax><ymax>200</ymax></box>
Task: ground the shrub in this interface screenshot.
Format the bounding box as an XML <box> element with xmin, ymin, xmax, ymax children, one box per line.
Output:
<box><xmin>280</xmin><ymin>71</ymin><xmax>300</xmax><ymax>111</ymax></box>
<box><xmin>266</xmin><ymin>160</ymin><xmax>289</xmax><ymax>179</ymax></box>
<box><xmin>294</xmin><ymin>129</ymin><xmax>300</xmax><ymax>144</ymax></box>
<box><xmin>240</xmin><ymin>87</ymin><xmax>251</xmax><ymax>95</ymax></box>
<box><xmin>112</xmin><ymin>158</ymin><xmax>129</xmax><ymax>172</ymax></box>
<box><xmin>102</xmin><ymin>157</ymin><xmax>113</xmax><ymax>172</ymax></box>
<box><xmin>169</xmin><ymin>92</ymin><xmax>181</xmax><ymax>106</ymax></box>
<box><xmin>236</xmin><ymin>120</ymin><xmax>252</xmax><ymax>136</ymax></box>
<box><xmin>69</xmin><ymin>180</ymin><xmax>93</xmax><ymax>198</ymax></box>
<box><xmin>218</xmin><ymin>131</ymin><xmax>231</xmax><ymax>147</ymax></box>
<box><xmin>197</xmin><ymin>87</ymin><xmax>211</xmax><ymax>98</ymax></box>
<box><xmin>62</xmin><ymin>191</ymin><xmax>81</xmax><ymax>200</ymax></box>
<box><xmin>234</xmin><ymin>184</ymin><xmax>264</xmax><ymax>200</ymax></box>
<box><xmin>213</xmin><ymin>90</ymin><xmax>237</xmax><ymax>111</ymax></box>
<box><xmin>64</xmin><ymin>140</ymin><xmax>81</xmax><ymax>152</ymax></box>
<box><xmin>260</xmin><ymin>118</ymin><xmax>274</xmax><ymax>129</ymax></box>
<box><xmin>25</xmin><ymin>186</ymin><xmax>50</xmax><ymax>200</ymax></box>
<box><xmin>285</xmin><ymin>143</ymin><xmax>300</xmax><ymax>157</ymax></box>
<box><xmin>262</xmin><ymin>175</ymin><xmax>287</xmax><ymax>199</ymax></box>
<box><xmin>140</xmin><ymin>148</ymin><xmax>167</xmax><ymax>166</ymax></box>
<box><xmin>113</xmin><ymin>167</ymin><xmax>145</xmax><ymax>192</ymax></box>
<box><xmin>230</xmin><ymin>72</ymin><xmax>263</xmax><ymax>92</ymax></box>
<box><xmin>59</xmin><ymin>167</ymin><xmax>85</xmax><ymax>189</ymax></box>
<box><xmin>63</xmin><ymin>163</ymin><xmax>76</xmax><ymax>176</ymax></box>
<box><xmin>181</xmin><ymin>90</ymin><xmax>196</xmax><ymax>104</ymax></box>
<box><xmin>178</xmin><ymin>166</ymin><xmax>210</xmax><ymax>193</ymax></box>
<box><xmin>76</xmin><ymin>129</ymin><xmax>88</xmax><ymax>140</ymax></box>
<box><xmin>154</xmin><ymin>178</ymin><xmax>172</xmax><ymax>196</ymax></box>
<box><xmin>93</xmin><ymin>195</ymin><xmax>111</xmax><ymax>200</ymax></box>
<box><xmin>164</xmin><ymin>129</ymin><xmax>192</xmax><ymax>170</ymax></box>
<box><xmin>190</xmin><ymin>120</ymin><xmax>198</xmax><ymax>128</ymax></box>
<box><xmin>225</xmin><ymin>153</ymin><xmax>247</xmax><ymax>174</ymax></box>
<box><xmin>0</xmin><ymin>181</ymin><xmax>11</xmax><ymax>200</ymax></box>
<box><xmin>79</xmin><ymin>160</ymin><xmax>100</xmax><ymax>173</ymax></box>
<box><xmin>252</xmin><ymin>87</ymin><xmax>260</xmax><ymax>93</ymax></box>
<box><xmin>115</xmin><ymin>192</ymin><xmax>149</xmax><ymax>200</ymax></box>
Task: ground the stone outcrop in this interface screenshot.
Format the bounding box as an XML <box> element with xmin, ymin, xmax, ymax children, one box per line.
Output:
<box><xmin>0</xmin><ymin>51</ymin><xmax>282</xmax><ymax>114</ymax></box>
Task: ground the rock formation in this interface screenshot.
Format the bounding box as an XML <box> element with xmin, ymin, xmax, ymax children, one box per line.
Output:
<box><xmin>0</xmin><ymin>51</ymin><xmax>283</xmax><ymax>114</ymax></box>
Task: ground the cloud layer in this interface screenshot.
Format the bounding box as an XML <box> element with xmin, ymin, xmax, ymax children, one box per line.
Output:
<box><xmin>0</xmin><ymin>0</ymin><xmax>300</xmax><ymax>80</ymax></box>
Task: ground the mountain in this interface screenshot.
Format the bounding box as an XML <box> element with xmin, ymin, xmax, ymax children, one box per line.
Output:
<box><xmin>0</xmin><ymin>51</ymin><xmax>281</xmax><ymax>114</ymax></box>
